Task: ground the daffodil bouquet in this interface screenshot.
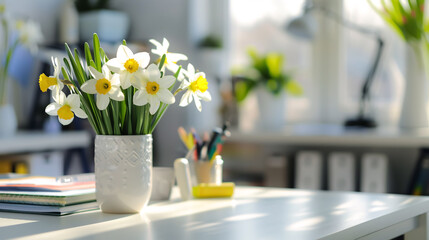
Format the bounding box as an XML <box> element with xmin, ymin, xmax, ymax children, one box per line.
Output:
<box><xmin>39</xmin><ymin>34</ymin><xmax>211</xmax><ymax>135</ymax></box>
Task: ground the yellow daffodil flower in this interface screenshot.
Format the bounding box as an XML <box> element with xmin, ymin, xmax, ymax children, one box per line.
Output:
<box><xmin>179</xmin><ymin>63</ymin><xmax>211</xmax><ymax>112</ymax></box>
<box><xmin>38</xmin><ymin>57</ymin><xmax>64</xmax><ymax>98</ymax></box>
<box><xmin>81</xmin><ymin>65</ymin><xmax>125</xmax><ymax>110</ymax></box>
<box><xmin>45</xmin><ymin>92</ymin><xmax>87</xmax><ymax>125</ymax></box>
<box><xmin>131</xmin><ymin>64</ymin><xmax>175</xmax><ymax>114</ymax></box>
<box><xmin>149</xmin><ymin>38</ymin><xmax>187</xmax><ymax>80</ymax></box>
<box><xmin>105</xmin><ymin>45</ymin><xmax>150</xmax><ymax>89</ymax></box>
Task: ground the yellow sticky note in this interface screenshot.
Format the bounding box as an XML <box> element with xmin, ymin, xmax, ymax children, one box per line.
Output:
<box><xmin>192</xmin><ymin>182</ymin><xmax>235</xmax><ymax>198</ymax></box>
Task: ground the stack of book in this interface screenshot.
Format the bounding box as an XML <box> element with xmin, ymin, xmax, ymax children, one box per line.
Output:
<box><xmin>0</xmin><ymin>173</ymin><xmax>98</xmax><ymax>215</ymax></box>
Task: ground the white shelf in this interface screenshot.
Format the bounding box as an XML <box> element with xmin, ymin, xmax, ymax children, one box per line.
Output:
<box><xmin>228</xmin><ymin>124</ymin><xmax>429</xmax><ymax>148</ymax></box>
<box><xmin>0</xmin><ymin>131</ymin><xmax>91</xmax><ymax>155</ymax></box>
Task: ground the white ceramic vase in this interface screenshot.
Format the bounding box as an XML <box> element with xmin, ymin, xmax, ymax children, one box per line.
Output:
<box><xmin>256</xmin><ymin>86</ymin><xmax>286</xmax><ymax>130</ymax></box>
<box><xmin>399</xmin><ymin>41</ymin><xmax>429</xmax><ymax>129</ymax></box>
<box><xmin>0</xmin><ymin>104</ymin><xmax>17</xmax><ymax>137</ymax></box>
<box><xmin>94</xmin><ymin>135</ymin><xmax>152</xmax><ymax>213</ymax></box>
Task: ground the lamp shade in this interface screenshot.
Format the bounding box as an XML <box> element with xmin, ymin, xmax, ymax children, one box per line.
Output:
<box><xmin>286</xmin><ymin>12</ymin><xmax>317</xmax><ymax>40</ymax></box>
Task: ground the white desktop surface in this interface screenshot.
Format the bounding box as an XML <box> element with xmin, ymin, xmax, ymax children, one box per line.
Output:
<box><xmin>1</xmin><ymin>186</ymin><xmax>429</xmax><ymax>240</ymax></box>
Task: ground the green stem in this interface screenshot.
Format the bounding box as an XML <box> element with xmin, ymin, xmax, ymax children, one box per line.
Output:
<box><xmin>142</xmin><ymin>105</ymin><xmax>150</xmax><ymax>134</ymax></box>
<box><xmin>149</xmin><ymin>104</ymin><xmax>169</xmax><ymax>133</ymax></box>
<box><xmin>0</xmin><ymin>40</ymin><xmax>18</xmax><ymax>105</ymax></box>
<box><xmin>126</xmin><ymin>88</ymin><xmax>133</xmax><ymax>135</ymax></box>
<box><xmin>101</xmin><ymin>109</ymin><xmax>113</xmax><ymax>135</ymax></box>
<box><xmin>111</xmin><ymin>101</ymin><xmax>121</xmax><ymax>135</ymax></box>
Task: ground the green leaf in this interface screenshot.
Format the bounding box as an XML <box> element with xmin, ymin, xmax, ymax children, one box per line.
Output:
<box><xmin>84</xmin><ymin>42</ymin><xmax>93</xmax><ymax>67</ymax></box>
<box><xmin>235</xmin><ymin>80</ymin><xmax>254</xmax><ymax>102</ymax></box>
<box><xmin>285</xmin><ymin>80</ymin><xmax>303</xmax><ymax>96</ymax></box>
<box><xmin>93</xmin><ymin>33</ymin><xmax>102</xmax><ymax>71</ymax></box>
<box><xmin>174</xmin><ymin>65</ymin><xmax>182</xmax><ymax>79</ymax></box>
<box><xmin>266</xmin><ymin>53</ymin><xmax>283</xmax><ymax>78</ymax></box>
<box><xmin>158</xmin><ymin>54</ymin><xmax>166</xmax><ymax>70</ymax></box>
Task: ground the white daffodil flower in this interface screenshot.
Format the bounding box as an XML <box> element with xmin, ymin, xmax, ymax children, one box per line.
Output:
<box><xmin>38</xmin><ymin>57</ymin><xmax>64</xmax><ymax>99</ymax></box>
<box><xmin>16</xmin><ymin>19</ymin><xmax>43</xmax><ymax>54</ymax></box>
<box><xmin>106</xmin><ymin>45</ymin><xmax>150</xmax><ymax>89</ymax></box>
<box><xmin>179</xmin><ymin>64</ymin><xmax>211</xmax><ymax>112</ymax></box>
<box><xmin>81</xmin><ymin>65</ymin><xmax>125</xmax><ymax>110</ymax></box>
<box><xmin>132</xmin><ymin>64</ymin><xmax>175</xmax><ymax>114</ymax></box>
<box><xmin>149</xmin><ymin>38</ymin><xmax>187</xmax><ymax>80</ymax></box>
<box><xmin>45</xmin><ymin>92</ymin><xmax>87</xmax><ymax>125</ymax></box>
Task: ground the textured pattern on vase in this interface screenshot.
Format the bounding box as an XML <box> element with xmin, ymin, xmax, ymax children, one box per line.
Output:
<box><xmin>95</xmin><ymin>135</ymin><xmax>153</xmax><ymax>213</ymax></box>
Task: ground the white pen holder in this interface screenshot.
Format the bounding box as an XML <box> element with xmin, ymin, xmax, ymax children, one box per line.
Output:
<box><xmin>174</xmin><ymin>156</ymin><xmax>224</xmax><ymax>201</ymax></box>
<box><xmin>189</xmin><ymin>156</ymin><xmax>223</xmax><ymax>185</ymax></box>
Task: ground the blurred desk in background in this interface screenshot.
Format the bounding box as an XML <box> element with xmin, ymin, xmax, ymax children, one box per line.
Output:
<box><xmin>224</xmin><ymin>124</ymin><xmax>429</xmax><ymax>193</ymax></box>
<box><xmin>0</xmin><ymin>131</ymin><xmax>91</xmax><ymax>176</ymax></box>
<box><xmin>228</xmin><ymin>124</ymin><xmax>429</xmax><ymax>148</ymax></box>
<box><xmin>0</xmin><ymin>131</ymin><xmax>91</xmax><ymax>155</ymax></box>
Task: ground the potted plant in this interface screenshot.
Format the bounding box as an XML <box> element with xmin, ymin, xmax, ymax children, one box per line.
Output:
<box><xmin>75</xmin><ymin>0</ymin><xmax>129</xmax><ymax>43</ymax></box>
<box><xmin>233</xmin><ymin>48</ymin><xmax>302</xmax><ymax>129</ymax></box>
<box><xmin>38</xmin><ymin>34</ymin><xmax>211</xmax><ymax>213</ymax></box>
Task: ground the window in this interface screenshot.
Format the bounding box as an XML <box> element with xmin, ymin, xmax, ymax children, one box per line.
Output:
<box><xmin>229</xmin><ymin>0</ymin><xmax>314</xmax><ymax>130</ymax></box>
<box><xmin>229</xmin><ymin>0</ymin><xmax>407</xmax><ymax>128</ymax></box>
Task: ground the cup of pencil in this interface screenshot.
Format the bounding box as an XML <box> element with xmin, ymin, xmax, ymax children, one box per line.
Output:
<box><xmin>178</xmin><ymin>124</ymin><xmax>229</xmax><ymax>185</ymax></box>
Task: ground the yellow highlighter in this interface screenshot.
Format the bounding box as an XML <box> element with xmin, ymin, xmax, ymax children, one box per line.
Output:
<box><xmin>192</xmin><ymin>182</ymin><xmax>235</xmax><ymax>198</ymax></box>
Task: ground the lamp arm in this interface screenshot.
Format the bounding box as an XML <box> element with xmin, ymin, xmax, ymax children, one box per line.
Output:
<box><xmin>361</xmin><ymin>38</ymin><xmax>384</xmax><ymax>102</ymax></box>
<box><xmin>307</xmin><ymin>5</ymin><xmax>381</xmax><ymax>39</ymax></box>
<box><xmin>305</xmin><ymin>4</ymin><xmax>385</xmax><ymax>118</ymax></box>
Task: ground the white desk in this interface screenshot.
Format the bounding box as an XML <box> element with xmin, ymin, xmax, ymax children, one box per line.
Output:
<box><xmin>1</xmin><ymin>186</ymin><xmax>429</xmax><ymax>240</ymax></box>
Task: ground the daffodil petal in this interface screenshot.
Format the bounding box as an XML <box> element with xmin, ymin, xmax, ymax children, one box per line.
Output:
<box><xmin>119</xmin><ymin>72</ymin><xmax>132</xmax><ymax>89</ymax></box>
<box><xmin>197</xmin><ymin>91</ymin><xmax>212</xmax><ymax>102</ymax></box>
<box><xmin>59</xmin><ymin>116</ymin><xmax>73</xmax><ymax>125</ymax></box>
<box><xmin>158</xmin><ymin>75</ymin><xmax>175</xmax><ymax>88</ymax></box>
<box><xmin>110</xmin><ymin>73</ymin><xmax>121</xmax><ymax>86</ymax></box>
<box><xmin>134</xmin><ymin>52</ymin><xmax>150</xmax><ymax>69</ymax></box>
<box><xmin>179</xmin><ymin>91</ymin><xmax>192</xmax><ymax>107</ymax></box>
<box><xmin>109</xmin><ymin>86</ymin><xmax>125</xmax><ymax>101</ymax></box>
<box><xmin>148</xmin><ymin>96</ymin><xmax>160</xmax><ymax>115</ymax></box>
<box><xmin>88</xmin><ymin>66</ymin><xmax>104</xmax><ymax>80</ymax></box>
<box><xmin>193</xmin><ymin>93</ymin><xmax>202</xmax><ymax>112</ymax></box>
<box><xmin>102</xmin><ymin>65</ymin><xmax>112</xmax><ymax>79</ymax></box>
<box><xmin>81</xmin><ymin>79</ymin><xmax>98</xmax><ymax>94</ymax></box>
<box><xmin>179</xmin><ymin>80</ymin><xmax>190</xmax><ymax>89</ymax></box>
<box><xmin>167</xmin><ymin>52</ymin><xmax>188</xmax><ymax>62</ymax></box>
<box><xmin>53</xmin><ymin>91</ymin><xmax>67</xmax><ymax>104</ymax></box>
<box><xmin>72</xmin><ymin>108</ymin><xmax>87</xmax><ymax>119</ymax></box>
<box><xmin>131</xmin><ymin>72</ymin><xmax>146</xmax><ymax>89</ymax></box>
<box><xmin>133</xmin><ymin>90</ymin><xmax>148</xmax><ymax>106</ymax></box>
<box><xmin>162</xmin><ymin>38</ymin><xmax>170</xmax><ymax>50</ymax></box>
<box><xmin>96</xmin><ymin>94</ymin><xmax>110</xmax><ymax>110</ymax></box>
<box><xmin>66</xmin><ymin>94</ymin><xmax>81</xmax><ymax>109</ymax></box>
<box><xmin>106</xmin><ymin>58</ymin><xmax>123</xmax><ymax>73</ymax></box>
<box><xmin>117</xmin><ymin>45</ymin><xmax>134</xmax><ymax>60</ymax></box>
<box><xmin>147</xmin><ymin>64</ymin><xmax>160</xmax><ymax>80</ymax></box>
<box><xmin>149</xmin><ymin>39</ymin><xmax>163</xmax><ymax>50</ymax></box>
<box><xmin>157</xmin><ymin>88</ymin><xmax>175</xmax><ymax>104</ymax></box>
<box><xmin>45</xmin><ymin>102</ymin><xmax>61</xmax><ymax>116</ymax></box>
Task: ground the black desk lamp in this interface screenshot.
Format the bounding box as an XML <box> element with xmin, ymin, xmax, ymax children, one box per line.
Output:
<box><xmin>286</xmin><ymin>1</ymin><xmax>384</xmax><ymax>128</ymax></box>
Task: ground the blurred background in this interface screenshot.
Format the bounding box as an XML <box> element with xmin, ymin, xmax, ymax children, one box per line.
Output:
<box><xmin>1</xmin><ymin>0</ymin><xmax>428</xmax><ymax>196</ymax></box>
